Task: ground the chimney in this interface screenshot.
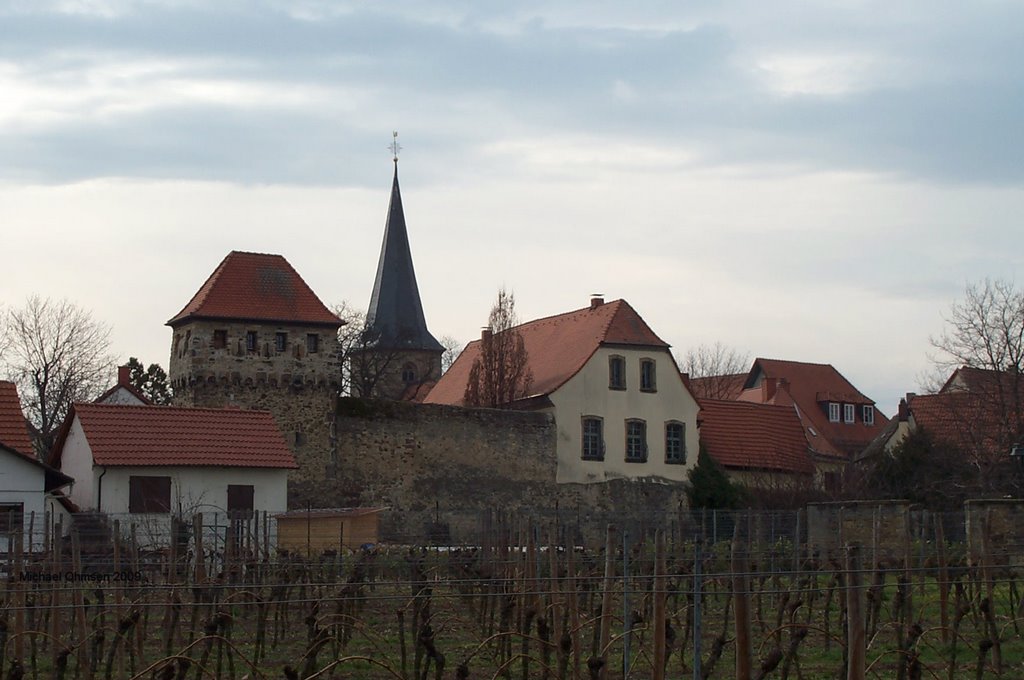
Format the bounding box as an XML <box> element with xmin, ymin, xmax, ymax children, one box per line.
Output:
<box><xmin>898</xmin><ymin>398</ymin><xmax>910</xmax><ymax>422</ymax></box>
<box><xmin>590</xmin><ymin>293</ymin><xmax>604</xmax><ymax>309</ymax></box>
<box><xmin>118</xmin><ymin>365</ymin><xmax>130</xmax><ymax>387</ymax></box>
<box><xmin>777</xmin><ymin>378</ymin><xmax>790</xmax><ymax>394</ymax></box>
<box><xmin>481</xmin><ymin>327</ymin><xmax>493</xmax><ymax>342</ymax></box>
<box><xmin>763</xmin><ymin>376</ymin><xmax>778</xmax><ymax>401</ymax></box>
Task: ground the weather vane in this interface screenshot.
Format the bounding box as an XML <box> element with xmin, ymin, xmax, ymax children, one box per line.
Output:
<box><xmin>389</xmin><ymin>130</ymin><xmax>402</xmax><ymax>163</ymax></box>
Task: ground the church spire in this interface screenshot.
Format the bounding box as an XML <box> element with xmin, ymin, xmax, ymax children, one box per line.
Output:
<box><xmin>364</xmin><ymin>136</ymin><xmax>443</xmax><ymax>353</ymax></box>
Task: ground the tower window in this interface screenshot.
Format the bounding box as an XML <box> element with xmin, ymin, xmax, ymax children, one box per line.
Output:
<box><xmin>213</xmin><ymin>330</ymin><xmax>227</xmax><ymax>349</ymax></box>
<box><xmin>640</xmin><ymin>359</ymin><xmax>656</xmax><ymax>392</ymax></box>
<box><xmin>401</xmin><ymin>363</ymin><xmax>417</xmax><ymax>383</ymax></box>
<box><xmin>306</xmin><ymin>334</ymin><xmax>319</xmax><ymax>353</ymax></box>
<box><xmin>609</xmin><ymin>355</ymin><xmax>626</xmax><ymax>390</ymax></box>
<box><xmin>275</xmin><ymin>332</ymin><xmax>288</xmax><ymax>353</ymax></box>
<box><xmin>246</xmin><ymin>331</ymin><xmax>258</xmax><ymax>353</ymax></box>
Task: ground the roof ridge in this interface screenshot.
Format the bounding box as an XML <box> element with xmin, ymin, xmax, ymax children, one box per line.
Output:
<box><xmin>757</xmin><ymin>357</ymin><xmax>835</xmax><ymax>368</ymax></box>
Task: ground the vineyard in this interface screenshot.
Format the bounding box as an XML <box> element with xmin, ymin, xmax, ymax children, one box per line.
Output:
<box><xmin>2</xmin><ymin>508</ymin><xmax>1024</xmax><ymax>680</ymax></box>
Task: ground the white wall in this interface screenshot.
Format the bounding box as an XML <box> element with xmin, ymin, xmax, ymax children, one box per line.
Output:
<box><xmin>97</xmin><ymin>465</ymin><xmax>289</xmax><ymax>516</ymax></box>
<box><xmin>551</xmin><ymin>346</ymin><xmax>700</xmax><ymax>484</ymax></box>
<box><xmin>0</xmin><ymin>450</ymin><xmax>48</xmax><ymax>550</ymax></box>
<box><xmin>59</xmin><ymin>415</ymin><xmax>95</xmax><ymax>510</ymax></box>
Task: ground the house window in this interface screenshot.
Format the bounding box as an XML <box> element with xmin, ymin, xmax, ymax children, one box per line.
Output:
<box><xmin>844</xmin><ymin>404</ymin><xmax>855</xmax><ymax>424</ymax></box>
<box><xmin>213</xmin><ymin>330</ymin><xmax>227</xmax><ymax>349</ymax></box>
<box><xmin>227</xmin><ymin>484</ymin><xmax>255</xmax><ymax>519</ymax></box>
<box><xmin>828</xmin><ymin>402</ymin><xmax>840</xmax><ymax>422</ymax></box>
<box><xmin>609</xmin><ymin>355</ymin><xmax>626</xmax><ymax>390</ymax></box>
<box><xmin>275</xmin><ymin>332</ymin><xmax>288</xmax><ymax>353</ymax></box>
<box><xmin>0</xmin><ymin>503</ymin><xmax>24</xmax><ymax>534</ymax></box>
<box><xmin>401</xmin><ymin>363</ymin><xmax>417</xmax><ymax>383</ymax></box>
<box><xmin>665</xmin><ymin>421</ymin><xmax>686</xmax><ymax>464</ymax></box>
<box><xmin>306</xmin><ymin>334</ymin><xmax>319</xmax><ymax>354</ymax></box>
<box><xmin>640</xmin><ymin>359</ymin><xmax>657</xmax><ymax>392</ymax></box>
<box><xmin>863</xmin><ymin>405</ymin><xmax>875</xmax><ymax>426</ymax></box>
<box><xmin>625</xmin><ymin>419</ymin><xmax>647</xmax><ymax>462</ymax></box>
<box><xmin>582</xmin><ymin>417</ymin><xmax>604</xmax><ymax>460</ymax></box>
<box><xmin>246</xmin><ymin>331</ymin><xmax>258</xmax><ymax>353</ymax></box>
<box><xmin>129</xmin><ymin>476</ymin><xmax>171</xmax><ymax>513</ymax></box>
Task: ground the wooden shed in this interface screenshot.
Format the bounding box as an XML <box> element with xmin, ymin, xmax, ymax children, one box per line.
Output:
<box><xmin>275</xmin><ymin>507</ymin><xmax>384</xmax><ymax>554</ymax></box>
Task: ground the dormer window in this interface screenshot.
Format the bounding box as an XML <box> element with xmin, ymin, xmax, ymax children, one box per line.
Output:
<box><xmin>609</xmin><ymin>355</ymin><xmax>626</xmax><ymax>390</ymax></box>
<box><xmin>844</xmin><ymin>403</ymin><xmax>855</xmax><ymax>424</ymax></box>
<box><xmin>863</xmin><ymin>405</ymin><xmax>875</xmax><ymax>425</ymax></box>
<box><xmin>640</xmin><ymin>359</ymin><xmax>656</xmax><ymax>392</ymax></box>
<box><xmin>828</xmin><ymin>402</ymin><xmax>840</xmax><ymax>422</ymax></box>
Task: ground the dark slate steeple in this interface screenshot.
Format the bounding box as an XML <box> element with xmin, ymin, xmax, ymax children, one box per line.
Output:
<box><xmin>365</xmin><ymin>159</ymin><xmax>443</xmax><ymax>352</ymax></box>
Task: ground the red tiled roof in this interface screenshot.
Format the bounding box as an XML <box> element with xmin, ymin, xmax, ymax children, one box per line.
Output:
<box><xmin>49</xmin><ymin>403</ymin><xmax>298</xmax><ymax>469</ymax></box>
<box><xmin>425</xmin><ymin>299</ymin><xmax>669</xmax><ymax>405</ymax></box>
<box><xmin>168</xmin><ymin>251</ymin><xmax>342</xmax><ymax>327</ymax></box>
<box><xmin>908</xmin><ymin>390</ymin><xmax>1017</xmax><ymax>457</ymax></box>
<box><xmin>736</xmin><ymin>358</ymin><xmax>890</xmax><ymax>460</ymax></box>
<box><xmin>698</xmin><ymin>399</ymin><xmax>815</xmax><ymax>474</ymax></box>
<box><xmin>0</xmin><ymin>381</ymin><xmax>36</xmax><ymax>460</ymax></box>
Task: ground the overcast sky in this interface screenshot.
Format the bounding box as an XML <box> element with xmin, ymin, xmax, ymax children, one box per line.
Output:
<box><xmin>2</xmin><ymin>0</ymin><xmax>1022</xmax><ymax>415</ymax></box>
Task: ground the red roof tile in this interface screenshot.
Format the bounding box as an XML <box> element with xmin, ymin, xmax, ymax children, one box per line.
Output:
<box><xmin>689</xmin><ymin>373</ymin><xmax>747</xmax><ymax>400</ymax></box>
<box><xmin>50</xmin><ymin>403</ymin><xmax>298</xmax><ymax>469</ymax></box>
<box><xmin>0</xmin><ymin>381</ymin><xmax>36</xmax><ymax>460</ymax></box>
<box><xmin>425</xmin><ymin>299</ymin><xmax>669</xmax><ymax>405</ymax></box>
<box><xmin>908</xmin><ymin>388</ymin><xmax>1019</xmax><ymax>458</ymax></box>
<box><xmin>698</xmin><ymin>399</ymin><xmax>815</xmax><ymax>474</ymax></box>
<box><xmin>736</xmin><ymin>358</ymin><xmax>890</xmax><ymax>460</ymax></box>
<box><xmin>168</xmin><ymin>251</ymin><xmax>342</xmax><ymax>327</ymax></box>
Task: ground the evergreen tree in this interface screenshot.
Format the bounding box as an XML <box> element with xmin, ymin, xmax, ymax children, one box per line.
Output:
<box><xmin>126</xmin><ymin>357</ymin><xmax>173</xmax><ymax>405</ymax></box>
<box><xmin>686</xmin><ymin>445</ymin><xmax>745</xmax><ymax>509</ymax></box>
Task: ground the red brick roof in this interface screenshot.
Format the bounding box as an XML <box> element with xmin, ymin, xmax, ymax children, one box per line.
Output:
<box><xmin>698</xmin><ymin>399</ymin><xmax>815</xmax><ymax>474</ymax></box>
<box><xmin>908</xmin><ymin>389</ymin><xmax>1017</xmax><ymax>458</ymax></box>
<box><xmin>49</xmin><ymin>403</ymin><xmax>298</xmax><ymax>469</ymax></box>
<box><xmin>425</xmin><ymin>299</ymin><xmax>669</xmax><ymax>405</ymax></box>
<box><xmin>168</xmin><ymin>251</ymin><xmax>342</xmax><ymax>327</ymax></box>
<box><xmin>0</xmin><ymin>381</ymin><xmax>36</xmax><ymax>460</ymax></box>
<box><xmin>689</xmin><ymin>373</ymin><xmax>747</xmax><ymax>400</ymax></box>
<box><xmin>736</xmin><ymin>358</ymin><xmax>889</xmax><ymax>460</ymax></box>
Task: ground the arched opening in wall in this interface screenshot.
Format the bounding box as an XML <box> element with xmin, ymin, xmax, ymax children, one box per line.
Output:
<box><xmin>401</xmin><ymin>362</ymin><xmax>417</xmax><ymax>384</ymax></box>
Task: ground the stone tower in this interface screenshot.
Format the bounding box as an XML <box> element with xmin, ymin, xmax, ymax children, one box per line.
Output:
<box><xmin>353</xmin><ymin>158</ymin><xmax>443</xmax><ymax>399</ymax></box>
<box><xmin>167</xmin><ymin>251</ymin><xmax>343</xmax><ymax>496</ymax></box>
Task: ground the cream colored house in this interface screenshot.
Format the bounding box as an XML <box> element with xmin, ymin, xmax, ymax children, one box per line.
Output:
<box><xmin>425</xmin><ymin>297</ymin><xmax>700</xmax><ymax>484</ymax></box>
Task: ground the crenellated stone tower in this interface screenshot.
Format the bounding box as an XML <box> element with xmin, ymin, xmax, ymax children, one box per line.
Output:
<box><xmin>167</xmin><ymin>251</ymin><xmax>343</xmax><ymax>494</ymax></box>
<box><xmin>351</xmin><ymin>153</ymin><xmax>443</xmax><ymax>400</ymax></box>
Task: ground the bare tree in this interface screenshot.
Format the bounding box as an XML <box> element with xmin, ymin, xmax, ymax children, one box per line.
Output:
<box><xmin>927</xmin><ymin>278</ymin><xmax>1024</xmax><ymax>488</ymax></box>
<box><xmin>1</xmin><ymin>296</ymin><xmax>115</xmax><ymax>455</ymax></box>
<box><xmin>464</xmin><ymin>287</ymin><xmax>533</xmax><ymax>408</ymax></box>
<box><xmin>678</xmin><ymin>342</ymin><xmax>751</xmax><ymax>400</ymax></box>
<box><xmin>439</xmin><ymin>334</ymin><xmax>463</xmax><ymax>375</ymax></box>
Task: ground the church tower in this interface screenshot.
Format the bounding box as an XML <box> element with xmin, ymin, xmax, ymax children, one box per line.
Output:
<box><xmin>353</xmin><ymin>136</ymin><xmax>443</xmax><ymax>399</ymax></box>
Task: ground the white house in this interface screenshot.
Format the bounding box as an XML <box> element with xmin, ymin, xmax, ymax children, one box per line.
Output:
<box><xmin>425</xmin><ymin>297</ymin><xmax>700</xmax><ymax>484</ymax></box>
<box><xmin>0</xmin><ymin>381</ymin><xmax>74</xmax><ymax>550</ymax></box>
<box><xmin>49</xmin><ymin>403</ymin><xmax>297</xmax><ymax>524</ymax></box>
<box><xmin>94</xmin><ymin>365</ymin><xmax>152</xmax><ymax>406</ymax></box>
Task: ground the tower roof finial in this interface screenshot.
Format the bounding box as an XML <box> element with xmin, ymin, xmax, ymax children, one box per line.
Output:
<box><xmin>389</xmin><ymin>130</ymin><xmax>402</xmax><ymax>164</ymax></box>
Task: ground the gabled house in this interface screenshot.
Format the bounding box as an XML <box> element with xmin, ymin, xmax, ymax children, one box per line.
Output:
<box><xmin>697</xmin><ymin>398</ymin><xmax>815</xmax><ymax>488</ymax></box>
<box><xmin>95</xmin><ymin>366</ymin><xmax>152</xmax><ymax>406</ymax></box>
<box><xmin>734</xmin><ymin>359</ymin><xmax>890</xmax><ymax>490</ymax></box>
<box><xmin>425</xmin><ymin>297</ymin><xmax>700</xmax><ymax>484</ymax></box>
<box><xmin>864</xmin><ymin>366</ymin><xmax>1023</xmax><ymax>486</ymax></box>
<box><xmin>0</xmin><ymin>381</ymin><xmax>73</xmax><ymax>549</ymax></box>
<box><xmin>49</xmin><ymin>403</ymin><xmax>297</xmax><ymax>519</ymax></box>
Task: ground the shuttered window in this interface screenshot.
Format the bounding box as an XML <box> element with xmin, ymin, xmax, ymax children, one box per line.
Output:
<box><xmin>129</xmin><ymin>476</ymin><xmax>171</xmax><ymax>513</ymax></box>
